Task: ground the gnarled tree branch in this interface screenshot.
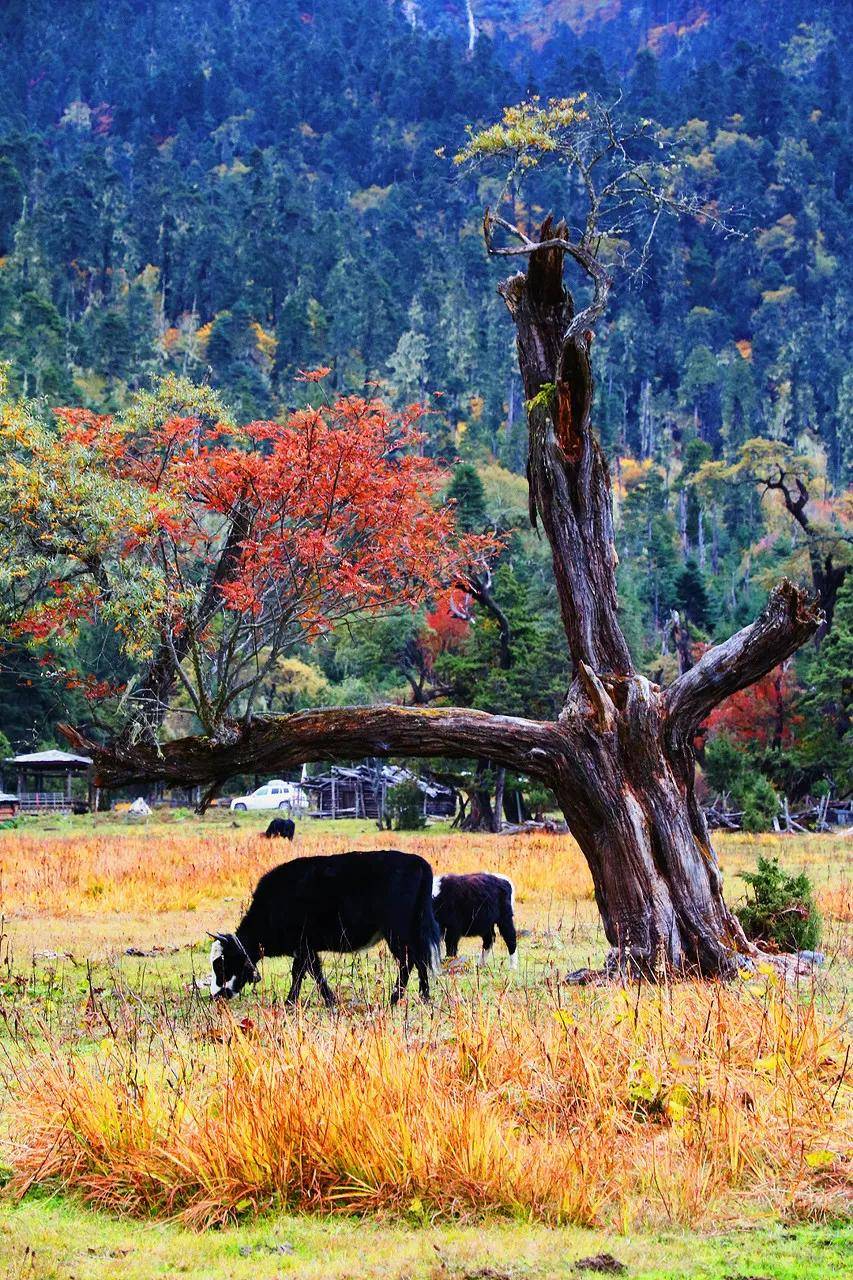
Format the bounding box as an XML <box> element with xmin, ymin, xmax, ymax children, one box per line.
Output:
<box><xmin>664</xmin><ymin>580</ymin><xmax>821</xmax><ymax>746</ymax></box>
<box><xmin>60</xmin><ymin>705</ymin><xmax>562</xmax><ymax>794</ymax></box>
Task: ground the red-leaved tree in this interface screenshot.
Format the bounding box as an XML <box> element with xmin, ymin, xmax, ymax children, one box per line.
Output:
<box><xmin>703</xmin><ymin>661</ymin><xmax>801</xmax><ymax>752</ymax></box>
<box><xmin>0</xmin><ymin>373</ymin><xmax>489</xmax><ymax>738</ymax></box>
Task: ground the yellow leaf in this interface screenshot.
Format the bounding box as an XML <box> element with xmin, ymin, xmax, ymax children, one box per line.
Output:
<box><xmin>629</xmin><ymin>1063</ymin><xmax>660</xmax><ymax>1103</ymax></box>
<box><xmin>666</xmin><ymin>1083</ymin><xmax>693</xmax><ymax>1123</ymax></box>
<box><xmin>753</xmin><ymin>1055</ymin><xmax>779</xmax><ymax>1074</ymax></box>
<box><xmin>553</xmin><ymin>1009</ymin><xmax>576</xmax><ymax>1028</ymax></box>
<box><xmin>805</xmin><ymin>1150</ymin><xmax>835</xmax><ymax>1170</ymax></box>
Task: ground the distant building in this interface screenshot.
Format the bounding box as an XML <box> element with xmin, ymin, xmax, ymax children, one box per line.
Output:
<box><xmin>303</xmin><ymin>764</ymin><xmax>456</xmax><ymax>821</ymax></box>
<box><xmin>3</xmin><ymin>749</ymin><xmax>93</xmax><ymax>813</ymax></box>
<box><xmin>0</xmin><ymin>791</ymin><xmax>19</xmax><ymax>818</ymax></box>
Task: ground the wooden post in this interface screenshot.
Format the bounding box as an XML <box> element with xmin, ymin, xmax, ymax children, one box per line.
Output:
<box><xmin>331</xmin><ymin>775</ymin><xmax>337</xmax><ymax>819</ymax></box>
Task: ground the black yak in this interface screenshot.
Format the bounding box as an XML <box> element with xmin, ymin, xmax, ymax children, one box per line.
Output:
<box><xmin>432</xmin><ymin>872</ymin><xmax>518</xmax><ymax>968</ymax></box>
<box><xmin>210</xmin><ymin>849</ymin><xmax>440</xmax><ymax>1005</ymax></box>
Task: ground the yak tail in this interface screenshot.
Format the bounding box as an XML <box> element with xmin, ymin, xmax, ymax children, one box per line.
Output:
<box><xmin>415</xmin><ymin>863</ymin><xmax>442</xmax><ymax>976</ymax></box>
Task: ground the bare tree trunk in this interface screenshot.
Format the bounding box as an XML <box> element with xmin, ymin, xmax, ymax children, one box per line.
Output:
<box><xmin>493</xmin><ymin>766</ymin><xmax>505</xmax><ymax>834</ymax></box>
<box><xmin>462</xmin><ymin>758</ymin><xmax>496</xmax><ymax>832</ymax></box>
<box><xmin>484</xmin><ymin>219</ymin><xmax>818</xmax><ymax>974</ymax></box>
<box><xmin>62</xmin><ymin>220</ymin><xmax>822</xmax><ymax>979</ymax></box>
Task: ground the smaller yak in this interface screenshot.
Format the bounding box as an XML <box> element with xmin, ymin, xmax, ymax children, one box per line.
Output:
<box><xmin>210</xmin><ymin>849</ymin><xmax>440</xmax><ymax>1005</ymax></box>
<box><xmin>264</xmin><ymin>817</ymin><xmax>295</xmax><ymax>840</ymax></box>
<box><xmin>432</xmin><ymin>872</ymin><xmax>518</xmax><ymax>968</ymax></box>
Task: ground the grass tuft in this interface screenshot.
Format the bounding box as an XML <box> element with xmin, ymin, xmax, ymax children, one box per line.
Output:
<box><xmin>5</xmin><ymin>976</ymin><xmax>849</xmax><ymax>1230</ymax></box>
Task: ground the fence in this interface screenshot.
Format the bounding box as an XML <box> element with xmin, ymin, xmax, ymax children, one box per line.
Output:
<box><xmin>16</xmin><ymin>792</ymin><xmax>73</xmax><ymax>813</ymax></box>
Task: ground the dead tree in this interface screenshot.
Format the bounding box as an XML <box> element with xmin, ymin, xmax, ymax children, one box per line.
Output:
<box><xmin>759</xmin><ymin>467</ymin><xmax>847</xmax><ymax>640</ymax></box>
<box><xmin>63</xmin><ymin>105</ymin><xmax>822</xmax><ymax>978</ymax></box>
<box><xmin>63</xmin><ymin>221</ymin><xmax>818</xmax><ymax>976</ymax></box>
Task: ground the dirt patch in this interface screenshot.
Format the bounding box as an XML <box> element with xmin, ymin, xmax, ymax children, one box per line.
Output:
<box><xmin>574</xmin><ymin>1256</ymin><xmax>627</xmax><ymax>1275</ymax></box>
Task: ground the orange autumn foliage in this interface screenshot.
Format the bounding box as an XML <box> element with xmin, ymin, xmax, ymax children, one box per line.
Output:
<box><xmin>5</xmin><ymin>378</ymin><xmax>492</xmax><ymax>719</ymax></box>
<box><xmin>704</xmin><ymin>661</ymin><xmax>801</xmax><ymax>750</ymax></box>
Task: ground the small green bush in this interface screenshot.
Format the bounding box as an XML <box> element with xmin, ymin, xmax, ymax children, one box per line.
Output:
<box><xmin>736</xmin><ymin>855</ymin><xmax>821</xmax><ymax>952</ymax></box>
<box><xmin>386</xmin><ymin>779</ymin><xmax>426</xmax><ymax>831</ymax></box>
<box><xmin>739</xmin><ymin>775</ymin><xmax>780</xmax><ymax>833</ymax></box>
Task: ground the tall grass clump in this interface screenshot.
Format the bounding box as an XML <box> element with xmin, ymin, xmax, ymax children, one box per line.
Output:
<box><xmin>5</xmin><ymin>978</ymin><xmax>848</xmax><ymax>1230</ymax></box>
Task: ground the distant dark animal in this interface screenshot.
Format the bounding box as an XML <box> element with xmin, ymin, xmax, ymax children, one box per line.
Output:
<box><xmin>432</xmin><ymin>872</ymin><xmax>518</xmax><ymax>968</ymax></box>
<box><xmin>209</xmin><ymin>849</ymin><xmax>440</xmax><ymax>1005</ymax></box>
<box><xmin>264</xmin><ymin>817</ymin><xmax>295</xmax><ymax>840</ymax></box>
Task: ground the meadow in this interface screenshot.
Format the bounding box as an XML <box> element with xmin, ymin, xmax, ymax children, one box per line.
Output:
<box><xmin>0</xmin><ymin>815</ymin><xmax>849</xmax><ymax>1279</ymax></box>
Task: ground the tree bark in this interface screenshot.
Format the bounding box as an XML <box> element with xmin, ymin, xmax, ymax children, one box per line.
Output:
<box><xmin>127</xmin><ymin>500</ymin><xmax>251</xmax><ymax>732</ymax></box>
<box><xmin>62</xmin><ymin>219</ymin><xmax>823</xmax><ymax>979</ymax></box>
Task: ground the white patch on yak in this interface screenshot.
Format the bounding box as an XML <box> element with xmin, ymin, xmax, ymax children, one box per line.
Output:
<box><xmin>432</xmin><ymin>875</ymin><xmax>443</xmax><ymax>898</ymax></box>
<box><xmin>209</xmin><ymin>938</ymin><xmax>224</xmax><ymax>997</ymax></box>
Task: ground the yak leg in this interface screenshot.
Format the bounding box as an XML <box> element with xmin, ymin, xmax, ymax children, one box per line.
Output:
<box><xmin>498</xmin><ymin>913</ymin><xmax>518</xmax><ymax>969</ymax></box>
<box><xmin>478</xmin><ymin>925</ymin><xmax>496</xmax><ymax>965</ymax></box>
<box><xmin>390</xmin><ymin>951</ymin><xmax>412</xmax><ymax>1005</ymax></box>
<box><xmin>305</xmin><ymin>948</ymin><xmax>336</xmax><ymax>1007</ymax></box>
<box><xmin>285</xmin><ymin>948</ymin><xmax>310</xmax><ymax>1004</ymax></box>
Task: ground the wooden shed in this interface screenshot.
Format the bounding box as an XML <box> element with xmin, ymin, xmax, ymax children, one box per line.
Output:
<box><xmin>0</xmin><ymin>791</ymin><xmax>20</xmax><ymax>819</ymax></box>
<box><xmin>304</xmin><ymin>764</ymin><xmax>456</xmax><ymax>821</ymax></box>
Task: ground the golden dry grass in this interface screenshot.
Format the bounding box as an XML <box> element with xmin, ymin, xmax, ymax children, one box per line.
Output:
<box><xmin>0</xmin><ymin>824</ymin><xmax>591</xmax><ymax>916</ymax></box>
<box><xmin>1</xmin><ymin>822</ymin><xmax>847</xmax><ymax>920</ymax></box>
<box><xmin>5</xmin><ymin>976</ymin><xmax>850</xmax><ymax>1230</ymax></box>
<box><xmin>0</xmin><ymin>821</ymin><xmax>850</xmax><ymax>1234</ymax></box>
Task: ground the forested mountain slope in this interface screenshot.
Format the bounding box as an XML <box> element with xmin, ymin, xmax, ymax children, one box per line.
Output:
<box><xmin>0</xmin><ymin>0</ymin><xmax>849</xmax><ymax>805</ymax></box>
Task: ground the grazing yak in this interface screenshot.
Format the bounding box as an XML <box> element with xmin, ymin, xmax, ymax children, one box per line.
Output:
<box><xmin>210</xmin><ymin>849</ymin><xmax>440</xmax><ymax>1005</ymax></box>
<box><xmin>432</xmin><ymin>872</ymin><xmax>518</xmax><ymax>968</ymax></box>
<box><xmin>264</xmin><ymin>817</ymin><xmax>295</xmax><ymax>840</ymax></box>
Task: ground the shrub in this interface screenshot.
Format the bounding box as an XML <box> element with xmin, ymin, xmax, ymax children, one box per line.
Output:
<box><xmin>739</xmin><ymin>775</ymin><xmax>780</xmax><ymax>833</ymax></box>
<box><xmin>736</xmin><ymin>855</ymin><xmax>821</xmax><ymax>952</ymax></box>
<box><xmin>386</xmin><ymin>779</ymin><xmax>426</xmax><ymax>830</ymax></box>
